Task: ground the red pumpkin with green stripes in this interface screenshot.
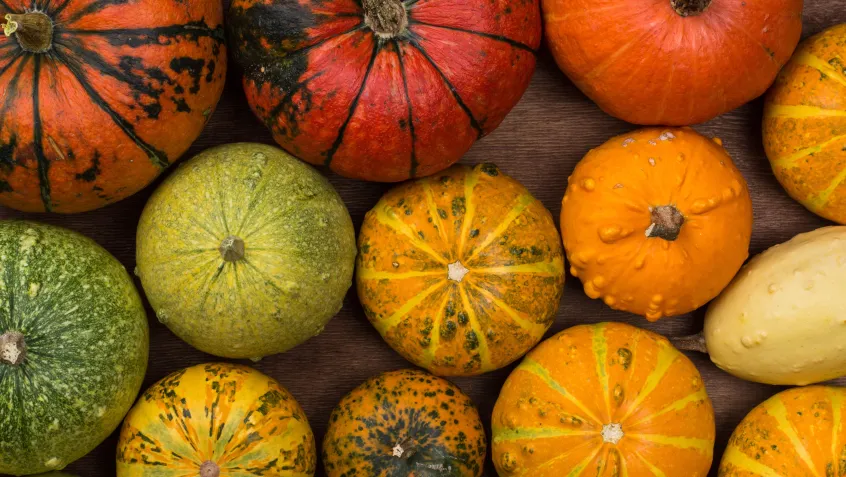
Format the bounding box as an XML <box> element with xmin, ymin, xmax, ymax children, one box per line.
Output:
<box><xmin>226</xmin><ymin>0</ymin><xmax>540</xmax><ymax>182</ymax></box>
<box><xmin>492</xmin><ymin>322</ymin><xmax>715</xmax><ymax>476</ymax></box>
<box><xmin>0</xmin><ymin>0</ymin><xmax>226</xmax><ymax>213</ymax></box>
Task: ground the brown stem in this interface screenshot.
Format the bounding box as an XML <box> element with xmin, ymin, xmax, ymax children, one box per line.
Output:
<box><xmin>362</xmin><ymin>0</ymin><xmax>408</xmax><ymax>38</ymax></box>
<box><xmin>3</xmin><ymin>12</ymin><xmax>53</xmax><ymax>53</ymax></box>
<box><xmin>670</xmin><ymin>0</ymin><xmax>712</xmax><ymax>16</ymax></box>
<box><xmin>0</xmin><ymin>331</ymin><xmax>27</xmax><ymax>366</ymax></box>
<box><xmin>199</xmin><ymin>461</ymin><xmax>219</xmax><ymax>477</ymax></box>
<box><xmin>671</xmin><ymin>333</ymin><xmax>708</xmax><ymax>354</ymax></box>
<box><xmin>219</xmin><ymin>236</ymin><xmax>245</xmax><ymax>262</ymax></box>
<box><xmin>645</xmin><ymin>205</ymin><xmax>685</xmax><ymax>241</ymax></box>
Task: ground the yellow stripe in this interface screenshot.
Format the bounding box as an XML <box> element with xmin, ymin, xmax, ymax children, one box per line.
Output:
<box><xmin>619</xmin><ymin>452</ymin><xmax>629</xmax><ymax>477</ymax></box>
<box><xmin>593</xmin><ymin>324</ymin><xmax>611</xmax><ymax>419</ymax></box>
<box><xmin>472</xmin><ymin>257</ymin><xmax>565</xmax><ymax>276</ymax></box>
<box><xmin>459</xmin><ymin>284</ymin><xmax>491</xmax><ymax>371</ymax></box>
<box><xmin>794</xmin><ymin>50</ymin><xmax>846</xmax><ymax>88</ymax></box>
<box><xmin>468</xmin><ymin>283</ymin><xmax>547</xmax><ymax>336</ymax></box>
<box><xmin>373</xmin><ymin>280</ymin><xmax>446</xmax><ymax>334</ymax></box>
<box><xmin>517</xmin><ymin>358</ymin><xmax>602</xmax><ymax>425</ymax></box>
<box><xmin>627</xmin><ymin>388</ymin><xmax>709</xmax><ymax>427</ymax></box>
<box><xmin>619</xmin><ymin>343</ymin><xmax>679</xmax><ymax>422</ymax></box>
<box><xmin>634</xmin><ymin>450</ymin><xmax>667</xmax><ymax>477</ymax></box>
<box><xmin>628</xmin><ymin>433</ymin><xmax>713</xmax><ymax>454</ymax></box>
<box><xmin>771</xmin><ymin>132</ymin><xmax>846</xmax><ymax>168</ymax></box>
<box><xmin>465</xmin><ymin>193</ymin><xmax>535</xmax><ymax>263</ymax></box>
<box><xmin>457</xmin><ymin>167</ymin><xmax>481</xmax><ymax>256</ymax></box>
<box><xmin>831</xmin><ymin>389</ymin><xmax>843</xmax><ymax>476</ymax></box>
<box><xmin>767</xmin><ymin>104</ymin><xmax>846</xmax><ymax>118</ymax></box>
<box><xmin>763</xmin><ymin>397</ymin><xmax>822</xmax><ymax>477</ymax></box>
<box><xmin>357</xmin><ymin>267</ymin><xmax>444</xmax><ymax>281</ymax></box>
<box><xmin>374</xmin><ymin>204</ymin><xmax>448</xmax><ymax>265</ymax></box>
<box><xmin>566</xmin><ymin>446</ymin><xmax>602</xmax><ymax>477</ymax></box>
<box><xmin>423</xmin><ymin>181</ymin><xmax>450</xmax><ymax>247</ymax></box>
<box><xmin>808</xmin><ymin>163</ymin><xmax>846</xmax><ymax>210</ymax></box>
<box><xmin>492</xmin><ymin>426</ymin><xmax>594</xmax><ymax>443</ymax></box>
<box><xmin>721</xmin><ymin>447</ymin><xmax>782</xmax><ymax>477</ymax></box>
<box><xmin>422</xmin><ymin>292</ymin><xmax>453</xmax><ymax>368</ymax></box>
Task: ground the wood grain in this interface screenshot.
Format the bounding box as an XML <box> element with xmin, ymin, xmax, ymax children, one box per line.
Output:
<box><xmin>2</xmin><ymin>3</ymin><xmax>846</xmax><ymax>476</ymax></box>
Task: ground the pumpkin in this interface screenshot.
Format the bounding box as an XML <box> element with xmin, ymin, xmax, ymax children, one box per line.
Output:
<box><xmin>117</xmin><ymin>363</ymin><xmax>316</xmax><ymax>477</ymax></box>
<box><xmin>719</xmin><ymin>386</ymin><xmax>846</xmax><ymax>476</ymax></box>
<box><xmin>357</xmin><ymin>163</ymin><xmax>565</xmax><ymax>376</ymax></box>
<box><xmin>322</xmin><ymin>368</ymin><xmax>486</xmax><ymax>477</ymax></box>
<box><xmin>0</xmin><ymin>221</ymin><xmax>149</xmax><ymax>476</ymax></box>
<box><xmin>560</xmin><ymin>128</ymin><xmax>753</xmax><ymax>321</ymax></box>
<box><xmin>0</xmin><ymin>0</ymin><xmax>226</xmax><ymax>213</ymax></box>
<box><xmin>136</xmin><ymin>143</ymin><xmax>357</xmax><ymax>360</ymax></box>
<box><xmin>492</xmin><ymin>322</ymin><xmax>716</xmax><ymax>477</ymax></box>
<box><xmin>542</xmin><ymin>0</ymin><xmax>803</xmax><ymax>126</ymax></box>
<box><xmin>226</xmin><ymin>0</ymin><xmax>540</xmax><ymax>182</ymax></box>
<box><xmin>763</xmin><ymin>24</ymin><xmax>846</xmax><ymax>223</ymax></box>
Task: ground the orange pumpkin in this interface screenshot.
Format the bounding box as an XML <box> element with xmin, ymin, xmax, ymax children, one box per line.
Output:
<box><xmin>492</xmin><ymin>322</ymin><xmax>715</xmax><ymax>476</ymax></box>
<box><xmin>720</xmin><ymin>386</ymin><xmax>846</xmax><ymax>476</ymax></box>
<box><xmin>763</xmin><ymin>24</ymin><xmax>846</xmax><ymax>224</ymax></box>
<box><xmin>561</xmin><ymin>128</ymin><xmax>753</xmax><ymax>321</ymax></box>
<box><xmin>357</xmin><ymin>163</ymin><xmax>565</xmax><ymax>376</ymax></box>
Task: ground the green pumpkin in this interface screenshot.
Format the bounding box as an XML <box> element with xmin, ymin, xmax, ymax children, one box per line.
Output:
<box><xmin>0</xmin><ymin>221</ymin><xmax>149</xmax><ymax>476</ymax></box>
<box><xmin>136</xmin><ymin>143</ymin><xmax>357</xmax><ymax>359</ymax></box>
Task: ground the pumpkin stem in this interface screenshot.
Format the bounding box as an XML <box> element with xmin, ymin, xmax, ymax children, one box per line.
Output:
<box><xmin>362</xmin><ymin>0</ymin><xmax>408</xmax><ymax>38</ymax></box>
<box><xmin>645</xmin><ymin>205</ymin><xmax>685</xmax><ymax>241</ymax></box>
<box><xmin>199</xmin><ymin>461</ymin><xmax>219</xmax><ymax>477</ymax></box>
<box><xmin>0</xmin><ymin>331</ymin><xmax>26</xmax><ymax>366</ymax></box>
<box><xmin>671</xmin><ymin>332</ymin><xmax>708</xmax><ymax>354</ymax></box>
<box><xmin>670</xmin><ymin>0</ymin><xmax>712</xmax><ymax>16</ymax></box>
<box><xmin>2</xmin><ymin>12</ymin><xmax>53</xmax><ymax>53</ymax></box>
<box><xmin>219</xmin><ymin>236</ymin><xmax>245</xmax><ymax>262</ymax></box>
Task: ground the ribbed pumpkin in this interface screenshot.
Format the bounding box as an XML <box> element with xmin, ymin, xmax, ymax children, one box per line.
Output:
<box><xmin>561</xmin><ymin>128</ymin><xmax>753</xmax><ymax>321</ymax></box>
<box><xmin>492</xmin><ymin>322</ymin><xmax>716</xmax><ymax>477</ymax></box>
<box><xmin>117</xmin><ymin>363</ymin><xmax>316</xmax><ymax>477</ymax></box>
<box><xmin>357</xmin><ymin>163</ymin><xmax>565</xmax><ymax>376</ymax></box>
<box><xmin>542</xmin><ymin>0</ymin><xmax>803</xmax><ymax>125</ymax></box>
<box><xmin>227</xmin><ymin>0</ymin><xmax>540</xmax><ymax>182</ymax></box>
<box><xmin>763</xmin><ymin>24</ymin><xmax>846</xmax><ymax>223</ymax></box>
<box><xmin>0</xmin><ymin>0</ymin><xmax>226</xmax><ymax>213</ymax></box>
<box><xmin>720</xmin><ymin>386</ymin><xmax>846</xmax><ymax>476</ymax></box>
<box><xmin>322</xmin><ymin>369</ymin><xmax>486</xmax><ymax>477</ymax></box>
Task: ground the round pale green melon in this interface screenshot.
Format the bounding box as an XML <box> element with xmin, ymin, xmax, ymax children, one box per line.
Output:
<box><xmin>0</xmin><ymin>221</ymin><xmax>149</xmax><ymax>476</ymax></box>
<box><xmin>136</xmin><ymin>143</ymin><xmax>357</xmax><ymax>359</ymax></box>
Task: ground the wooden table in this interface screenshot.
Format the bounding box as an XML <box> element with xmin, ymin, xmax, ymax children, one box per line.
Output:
<box><xmin>3</xmin><ymin>2</ymin><xmax>846</xmax><ymax>475</ymax></box>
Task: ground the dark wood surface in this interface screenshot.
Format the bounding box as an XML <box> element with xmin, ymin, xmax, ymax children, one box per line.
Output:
<box><xmin>3</xmin><ymin>3</ymin><xmax>846</xmax><ymax>475</ymax></box>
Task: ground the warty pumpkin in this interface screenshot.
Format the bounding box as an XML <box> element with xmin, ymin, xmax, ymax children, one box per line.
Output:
<box><xmin>227</xmin><ymin>0</ymin><xmax>540</xmax><ymax>182</ymax></box>
<box><xmin>542</xmin><ymin>0</ymin><xmax>803</xmax><ymax>125</ymax></box>
<box><xmin>117</xmin><ymin>363</ymin><xmax>316</xmax><ymax>477</ymax></box>
<box><xmin>720</xmin><ymin>386</ymin><xmax>846</xmax><ymax>476</ymax></box>
<box><xmin>322</xmin><ymin>368</ymin><xmax>486</xmax><ymax>477</ymax></box>
<box><xmin>561</xmin><ymin>128</ymin><xmax>753</xmax><ymax>321</ymax></box>
<box><xmin>492</xmin><ymin>322</ymin><xmax>715</xmax><ymax>477</ymax></box>
<box><xmin>764</xmin><ymin>23</ymin><xmax>846</xmax><ymax>223</ymax></box>
<box><xmin>0</xmin><ymin>0</ymin><xmax>226</xmax><ymax>213</ymax></box>
<box><xmin>357</xmin><ymin>163</ymin><xmax>565</xmax><ymax>376</ymax></box>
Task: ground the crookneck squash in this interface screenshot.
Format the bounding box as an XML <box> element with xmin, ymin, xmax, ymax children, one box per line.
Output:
<box><xmin>561</xmin><ymin>128</ymin><xmax>753</xmax><ymax>321</ymax></box>
<box><xmin>0</xmin><ymin>221</ymin><xmax>149</xmax><ymax>476</ymax></box>
<box><xmin>117</xmin><ymin>363</ymin><xmax>316</xmax><ymax>477</ymax></box>
<box><xmin>542</xmin><ymin>0</ymin><xmax>803</xmax><ymax>125</ymax></box>
<box><xmin>357</xmin><ymin>163</ymin><xmax>565</xmax><ymax>376</ymax></box>
<box><xmin>227</xmin><ymin>0</ymin><xmax>540</xmax><ymax>182</ymax></box>
<box><xmin>323</xmin><ymin>368</ymin><xmax>486</xmax><ymax>477</ymax></box>
<box><xmin>492</xmin><ymin>322</ymin><xmax>716</xmax><ymax>477</ymax></box>
<box><xmin>764</xmin><ymin>23</ymin><xmax>846</xmax><ymax>223</ymax></box>
<box><xmin>0</xmin><ymin>0</ymin><xmax>226</xmax><ymax>213</ymax></box>
<box><xmin>720</xmin><ymin>386</ymin><xmax>846</xmax><ymax>476</ymax></box>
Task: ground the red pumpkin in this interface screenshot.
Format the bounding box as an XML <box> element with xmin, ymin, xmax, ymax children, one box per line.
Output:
<box><xmin>227</xmin><ymin>0</ymin><xmax>540</xmax><ymax>182</ymax></box>
<box><xmin>0</xmin><ymin>0</ymin><xmax>226</xmax><ymax>213</ymax></box>
<box><xmin>542</xmin><ymin>0</ymin><xmax>803</xmax><ymax>125</ymax></box>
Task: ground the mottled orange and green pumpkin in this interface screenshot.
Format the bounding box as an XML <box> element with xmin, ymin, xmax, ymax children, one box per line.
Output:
<box><xmin>322</xmin><ymin>369</ymin><xmax>486</xmax><ymax>477</ymax></box>
<box><xmin>720</xmin><ymin>386</ymin><xmax>846</xmax><ymax>476</ymax></box>
<box><xmin>763</xmin><ymin>24</ymin><xmax>846</xmax><ymax>223</ymax></box>
<box><xmin>356</xmin><ymin>163</ymin><xmax>565</xmax><ymax>376</ymax></box>
<box><xmin>116</xmin><ymin>363</ymin><xmax>316</xmax><ymax>477</ymax></box>
<box><xmin>492</xmin><ymin>322</ymin><xmax>715</xmax><ymax>477</ymax></box>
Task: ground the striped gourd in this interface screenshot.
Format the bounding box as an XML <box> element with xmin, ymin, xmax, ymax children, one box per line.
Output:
<box><xmin>492</xmin><ymin>322</ymin><xmax>715</xmax><ymax>476</ymax></box>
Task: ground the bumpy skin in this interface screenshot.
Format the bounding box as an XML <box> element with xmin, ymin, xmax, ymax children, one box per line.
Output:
<box><xmin>227</xmin><ymin>0</ymin><xmax>540</xmax><ymax>182</ymax></box>
<box><xmin>136</xmin><ymin>143</ymin><xmax>357</xmax><ymax>359</ymax></box>
<box><xmin>0</xmin><ymin>0</ymin><xmax>226</xmax><ymax>213</ymax></box>
<box><xmin>492</xmin><ymin>323</ymin><xmax>715</xmax><ymax>477</ymax></box>
<box><xmin>720</xmin><ymin>386</ymin><xmax>846</xmax><ymax>476</ymax></box>
<box><xmin>0</xmin><ymin>221</ymin><xmax>149</xmax><ymax>475</ymax></box>
<box><xmin>561</xmin><ymin>128</ymin><xmax>753</xmax><ymax>321</ymax></box>
<box><xmin>117</xmin><ymin>363</ymin><xmax>316</xmax><ymax>477</ymax></box>
<box><xmin>542</xmin><ymin>0</ymin><xmax>803</xmax><ymax>126</ymax></box>
<box><xmin>357</xmin><ymin>163</ymin><xmax>565</xmax><ymax>376</ymax></box>
<box><xmin>322</xmin><ymin>369</ymin><xmax>486</xmax><ymax>477</ymax></box>
<box><xmin>764</xmin><ymin>24</ymin><xmax>846</xmax><ymax>223</ymax></box>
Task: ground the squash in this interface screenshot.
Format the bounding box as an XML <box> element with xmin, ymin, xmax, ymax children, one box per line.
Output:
<box><xmin>492</xmin><ymin>322</ymin><xmax>715</xmax><ymax>477</ymax></box>
<box><xmin>357</xmin><ymin>163</ymin><xmax>565</xmax><ymax>376</ymax></box>
<box><xmin>542</xmin><ymin>0</ymin><xmax>803</xmax><ymax>126</ymax></box>
<box><xmin>0</xmin><ymin>221</ymin><xmax>149</xmax><ymax>476</ymax></box>
<box><xmin>719</xmin><ymin>386</ymin><xmax>846</xmax><ymax>476</ymax></box>
<box><xmin>322</xmin><ymin>368</ymin><xmax>486</xmax><ymax>477</ymax></box>
<box><xmin>117</xmin><ymin>363</ymin><xmax>316</xmax><ymax>477</ymax></box>
<box><xmin>763</xmin><ymin>24</ymin><xmax>846</xmax><ymax>223</ymax></box>
<box><xmin>227</xmin><ymin>0</ymin><xmax>539</xmax><ymax>182</ymax></box>
<box><xmin>136</xmin><ymin>143</ymin><xmax>357</xmax><ymax>360</ymax></box>
<box><xmin>0</xmin><ymin>0</ymin><xmax>226</xmax><ymax>213</ymax></box>
<box><xmin>561</xmin><ymin>128</ymin><xmax>753</xmax><ymax>321</ymax></box>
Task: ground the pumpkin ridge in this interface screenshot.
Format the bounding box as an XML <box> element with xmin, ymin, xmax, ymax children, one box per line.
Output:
<box><xmin>762</xmin><ymin>397</ymin><xmax>823</xmax><ymax>476</ymax></box>
<box><xmin>567</xmin><ymin>445</ymin><xmax>603</xmax><ymax>476</ymax></box>
<box><xmin>791</xmin><ymin>50</ymin><xmax>846</xmax><ymax>87</ymax></box>
<box><xmin>632</xmin><ymin>450</ymin><xmax>668</xmax><ymax>476</ymax></box>
<box><xmin>373</xmin><ymin>279</ymin><xmax>446</xmax><ymax>334</ymax></box>
<box><xmin>422</xmin><ymin>180</ymin><xmax>449</xmax><ymax>246</ymax></box>
<box><xmin>373</xmin><ymin>203</ymin><xmax>447</xmax><ymax>264</ymax></box>
<box><xmin>809</xmin><ymin>162</ymin><xmax>846</xmax><ymax>209</ymax></box>
<box><xmin>394</xmin><ymin>40</ymin><xmax>418</xmax><ymax>177</ymax></box>
<box><xmin>457</xmin><ymin>167</ymin><xmax>481</xmax><ymax>256</ymax></box>
<box><xmin>62</xmin><ymin>0</ymin><xmax>134</xmax><ymax>26</ymax></box>
<box><xmin>722</xmin><ymin>450</ymin><xmax>782</xmax><ymax>476</ymax></box>
<box><xmin>491</xmin><ymin>425</ymin><xmax>595</xmax><ymax>443</ymax></box>
<box><xmin>517</xmin><ymin>358</ymin><xmax>603</xmax><ymax>425</ymax></box>
<box><xmin>422</xmin><ymin>291</ymin><xmax>452</xmax><ymax>368</ymax></box>
<box><xmin>407</xmin><ymin>20</ymin><xmax>537</xmax><ymax>55</ymax></box>
<box><xmin>627</xmin><ymin>433</ymin><xmax>713</xmax><ymax>454</ymax></box>
<box><xmin>769</xmin><ymin>132</ymin><xmax>846</xmax><ymax>168</ymax></box>
<box><xmin>358</xmin><ymin>268</ymin><xmax>442</xmax><ymax>280</ymax></box>
<box><xmin>464</xmin><ymin>193</ymin><xmax>534</xmax><ymax>264</ymax></box>
<box><xmin>767</xmin><ymin>104</ymin><xmax>846</xmax><ymax>118</ymax></box>
<box><xmin>626</xmin><ymin>388</ymin><xmax>709</xmax><ymax>428</ymax></box>
<box><xmin>49</xmin><ymin>0</ymin><xmax>73</xmax><ymax>19</ymax></box>
<box><xmin>472</xmin><ymin>257</ymin><xmax>565</xmax><ymax>276</ymax></box>
<box><xmin>617</xmin><ymin>343</ymin><xmax>679</xmax><ymax>423</ymax></box>
<box><xmin>32</xmin><ymin>55</ymin><xmax>52</xmax><ymax>211</ymax></box>
<box><xmin>592</xmin><ymin>324</ymin><xmax>612</xmax><ymax>421</ymax></box>
<box><xmin>830</xmin><ymin>388</ymin><xmax>842</xmax><ymax>475</ymax></box>
<box><xmin>467</xmin><ymin>281</ymin><xmax>547</xmax><ymax>335</ymax></box>
<box><xmin>60</xmin><ymin>22</ymin><xmax>226</xmax><ymax>47</ymax></box>
<box><xmin>458</xmin><ymin>284</ymin><xmax>490</xmax><ymax>370</ymax></box>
